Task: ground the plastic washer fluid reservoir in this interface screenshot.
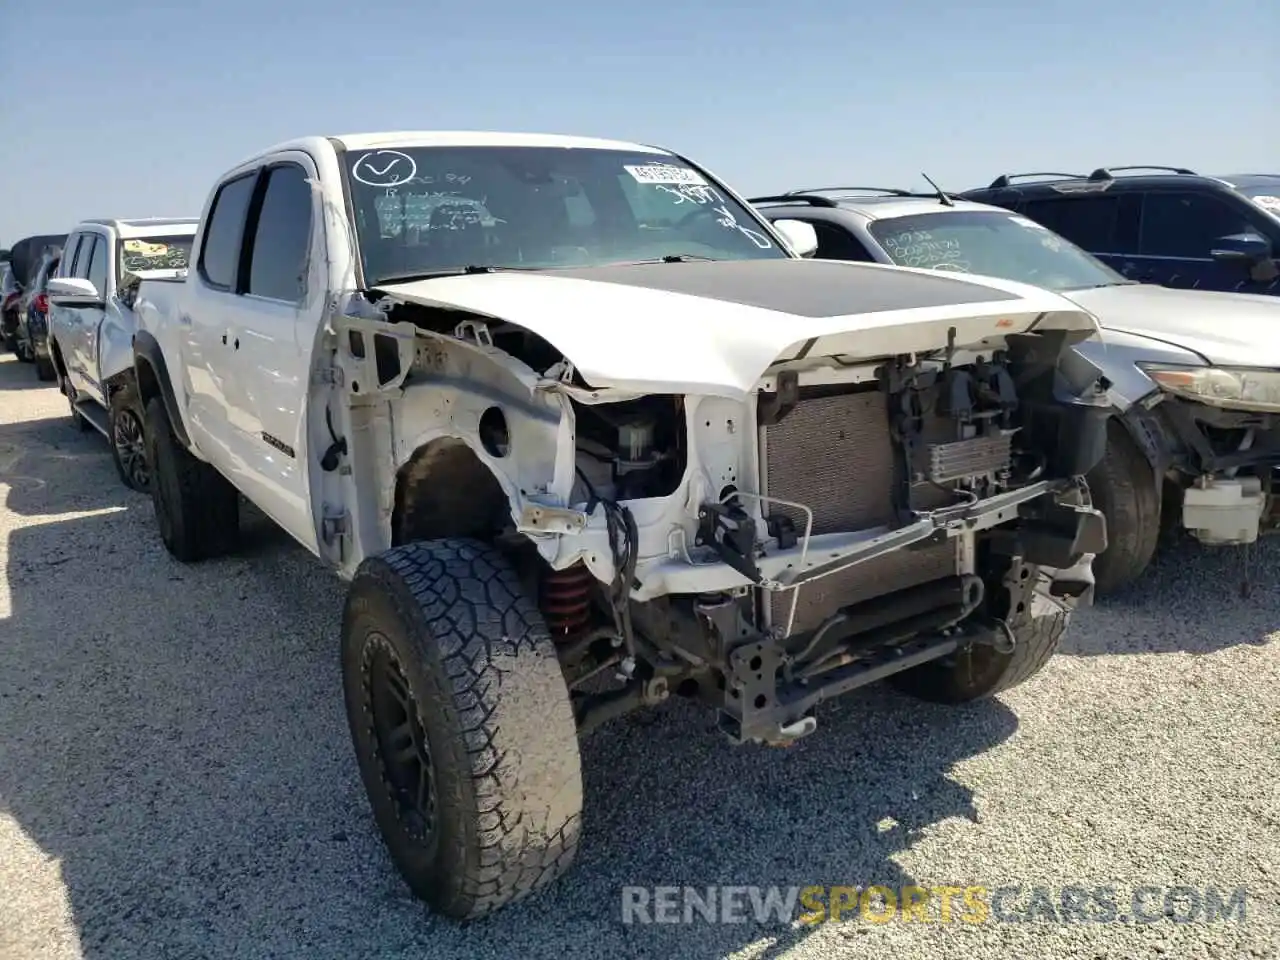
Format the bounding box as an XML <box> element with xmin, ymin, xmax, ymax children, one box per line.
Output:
<box><xmin>1181</xmin><ymin>476</ymin><xmax>1266</xmax><ymax>545</ymax></box>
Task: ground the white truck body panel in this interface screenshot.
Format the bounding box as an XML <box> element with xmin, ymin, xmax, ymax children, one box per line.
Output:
<box><xmin>132</xmin><ymin>132</ymin><xmax>1101</xmax><ymax>581</ymax></box>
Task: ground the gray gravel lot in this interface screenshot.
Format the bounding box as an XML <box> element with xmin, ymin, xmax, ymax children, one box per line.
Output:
<box><xmin>0</xmin><ymin>350</ymin><xmax>1277</xmax><ymax>960</ymax></box>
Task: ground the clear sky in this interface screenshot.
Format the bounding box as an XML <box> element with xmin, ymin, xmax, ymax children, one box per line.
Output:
<box><xmin>2</xmin><ymin>0</ymin><xmax>1276</xmax><ymax>245</ymax></box>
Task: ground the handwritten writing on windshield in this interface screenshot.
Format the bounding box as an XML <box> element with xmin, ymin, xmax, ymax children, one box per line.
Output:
<box><xmin>376</xmin><ymin>187</ymin><xmax>503</xmax><ymax>238</ymax></box>
<box><xmin>649</xmin><ymin>183</ymin><xmax>772</xmax><ymax>248</ymax></box>
<box><xmin>121</xmin><ymin>240</ymin><xmax>189</xmax><ymax>271</ymax></box>
<box><xmin>881</xmin><ymin>230</ymin><xmax>967</xmax><ymax>270</ymax></box>
<box><xmin>351</xmin><ymin>150</ymin><xmax>418</xmax><ymax>187</ymax></box>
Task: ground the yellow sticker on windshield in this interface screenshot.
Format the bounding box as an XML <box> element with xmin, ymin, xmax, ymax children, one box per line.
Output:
<box><xmin>123</xmin><ymin>239</ymin><xmax>170</xmax><ymax>256</ymax></box>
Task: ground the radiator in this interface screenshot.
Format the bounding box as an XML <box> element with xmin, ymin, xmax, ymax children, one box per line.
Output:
<box><xmin>761</xmin><ymin>388</ymin><xmax>958</xmax><ymax>635</ymax></box>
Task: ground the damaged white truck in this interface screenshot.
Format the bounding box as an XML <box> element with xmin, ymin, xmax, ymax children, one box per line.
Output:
<box><xmin>132</xmin><ymin>132</ymin><xmax>1109</xmax><ymax>920</ymax></box>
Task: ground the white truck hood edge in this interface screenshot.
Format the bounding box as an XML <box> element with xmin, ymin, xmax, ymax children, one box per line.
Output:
<box><xmin>376</xmin><ymin>260</ymin><xmax>1094</xmax><ymax>400</ymax></box>
<box><xmin>1069</xmin><ymin>283</ymin><xmax>1280</xmax><ymax>369</ymax></box>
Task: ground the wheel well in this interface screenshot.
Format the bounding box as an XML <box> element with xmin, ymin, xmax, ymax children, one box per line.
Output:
<box><xmin>392</xmin><ymin>438</ymin><xmax>511</xmax><ymax>546</ymax></box>
<box><xmin>135</xmin><ymin>357</ymin><xmax>160</xmax><ymax>406</ymax></box>
<box><xmin>50</xmin><ymin>338</ymin><xmax>68</xmax><ymax>378</ymax></box>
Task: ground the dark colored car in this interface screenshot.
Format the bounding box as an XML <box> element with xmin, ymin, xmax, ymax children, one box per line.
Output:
<box><xmin>960</xmin><ymin>167</ymin><xmax>1280</xmax><ymax>296</ymax></box>
<box><xmin>22</xmin><ymin>248</ymin><xmax>62</xmax><ymax>380</ymax></box>
<box><xmin>3</xmin><ymin>234</ymin><xmax>67</xmax><ymax>360</ymax></box>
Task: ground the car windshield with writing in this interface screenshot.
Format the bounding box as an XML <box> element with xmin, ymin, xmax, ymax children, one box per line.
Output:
<box><xmin>867</xmin><ymin>210</ymin><xmax>1129</xmax><ymax>292</ymax></box>
<box><xmin>119</xmin><ymin>236</ymin><xmax>195</xmax><ymax>279</ymax></box>
<box><xmin>342</xmin><ymin>146</ymin><xmax>788</xmax><ymax>285</ymax></box>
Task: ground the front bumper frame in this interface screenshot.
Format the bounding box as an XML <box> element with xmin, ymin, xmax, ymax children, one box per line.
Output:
<box><xmin>640</xmin><ymin>477</ymin><xmax>1105</xmax><ymax>602</ymax></box>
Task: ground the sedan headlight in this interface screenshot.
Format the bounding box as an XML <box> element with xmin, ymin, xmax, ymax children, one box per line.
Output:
<box><xmin>1137</xmin><ymin>363</ymin><xmax>1280</xmax><ymax>413</ymax></box>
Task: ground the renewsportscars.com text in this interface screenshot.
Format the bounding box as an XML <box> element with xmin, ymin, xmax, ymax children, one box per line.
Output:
<box><xmin>620</xmin><ymin>884</ymin><xmax>1250</xmax><ymax>926</ymax></box>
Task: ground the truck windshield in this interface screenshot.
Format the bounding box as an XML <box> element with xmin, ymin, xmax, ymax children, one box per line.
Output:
<box><xmin>119</xmin><ymin>235</ymin><xmax>195</xmax><ymax>278</ymax></box>
<box><xmin>341</xmin><ymin>145</ymin><xmax>788</xmax><ymax>285</ymax></box>
<box><xmin>867</xmin><ymin>210</ymin><xmax>1129</xmax><ymax>291</ymax></box>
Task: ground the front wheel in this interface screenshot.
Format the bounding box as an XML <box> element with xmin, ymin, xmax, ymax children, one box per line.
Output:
<box><xmin>109</xmin><ymin>383</ymin><xmax>150</xmax><ymax>492</ymax></box>
<box><xmin>888</xmin><ymin>591</ymin><xmax>1069</xmax><ymax>703</ymax></box>
<box><xmin>1085</xmin><ymin>420</ymin><xmax>1161</xmax><ymax>595</ymax></box>
<box><xmin>341</xmin><ymin>538</ymin><xmax>584</xmax><ymax>920</ymax></box>
<box><xmin>35</xmin><ymin>354</ymin><xmax>56</xmax><ymax>381</ymax></box>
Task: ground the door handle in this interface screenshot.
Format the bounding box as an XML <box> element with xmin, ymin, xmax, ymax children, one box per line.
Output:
<box><xmin>221</xmin><ymin>333</ymin><xmax>227</xmax><ymax>345</ymax></box>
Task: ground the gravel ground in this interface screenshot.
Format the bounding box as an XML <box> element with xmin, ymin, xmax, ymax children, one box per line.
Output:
<box><xmin>0</xmin><ymin>350</ymin><xmax>1277</xmax><ymax>960</ymax></box>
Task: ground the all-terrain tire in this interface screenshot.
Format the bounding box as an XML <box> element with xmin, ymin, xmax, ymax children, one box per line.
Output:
<box><xmin>1085</xmin><ymin>419</ymin><xmax>1161</xmax><ymax>595</ymax></box>
<box><xmin>144</xmin><ymin>395</ymin><xmax>239</xmax><ymax>561</ymax></box>
<box><xmin>109</xmin><ymin>383</ymin><xmax>150</xmax><ymax>493</ymax></box>
<box><xmin>34</xmin><ymin>354</ymin><xmax>56</xmax><ymax>381</ymax></box>
<box><xmin>888</xmin><ymin>601</ymin><xmax>1069</xmax><ymax>703</ymax></box>
<box><xmin>341</xmin><ymin>538</ymin><xmax>583</xmax><ymax>921</ymax></box>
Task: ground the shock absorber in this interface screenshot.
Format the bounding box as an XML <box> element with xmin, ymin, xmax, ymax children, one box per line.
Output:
<box><xmin>540</xmin><ymin>562</ymin><xmax>594</xmax><ymax>635</ymax></box>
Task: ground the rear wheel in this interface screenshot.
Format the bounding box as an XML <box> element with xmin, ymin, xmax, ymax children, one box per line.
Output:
<box><xmin>144</xmin><ymin>395</ymin><xmax>239</xmax><ymax>561</ymax></box>
<box><xmin>1085</xmin><ymin>420</ymin><xmax>1161</xmax><ymax>595</ymax></box>
<box><xmin>109</xmin><ymin>383</ymin><xmax>150</xmax><ymax>492</ymax></box>
<box><xmin>35</xmin><ymin>354</ymin><xmax>56</xmax><ymax>382</ymax></box>
<box><xmin>341</xmin><ymin>538</ymin><xmax>583</xmax><ymax>920</ymax></box>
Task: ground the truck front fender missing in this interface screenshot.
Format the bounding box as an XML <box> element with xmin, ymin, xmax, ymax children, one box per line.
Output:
<box><xmin>132</xmin><ymin>330</ymin><xmax>191</xmax><ymax>451</ymax></box>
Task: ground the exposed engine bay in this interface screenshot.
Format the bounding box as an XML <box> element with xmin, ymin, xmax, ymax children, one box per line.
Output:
<box><xmin>343</xmin><ymin>294</ymin><xmax>1109</xmax><ymax>748</ymax></box>
<box><xmin>571</xmin><ymin>396</ymin><xmax>688</xmax><ymax>503</ymax></box>
<box><xmin>524</xmin><ymin>331</ymin><xmax>1109</xmax><ymax>745</ymax></box>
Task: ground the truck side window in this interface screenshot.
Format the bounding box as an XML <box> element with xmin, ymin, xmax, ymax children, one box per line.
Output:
<box><xmin>200</xmin><ymin>173</ymin><xmax>258</xmax><ymax>290</ymax></box>
<box><xmin>85</xmin><ymin>236</ymin><xmax>108</xmax><ymax>296</ymax></box>
<box><xmin>74</xmin><ymin>236</ymin><xmax>97</xmax><ymax>280</ymax></box>
<box><xmin>245</xmin><ymin>164</ymin><xmax>313</xmax><ymax>303</ymax></box>
<box><xmin>809</xmin><ymin>220</ymin><xmax>875</xmax><ymax>261</ymax></box>
<box><xmin>58</xmin><ymin>235</ymin><xmax>82</xmax><ymax>278</ymax></box>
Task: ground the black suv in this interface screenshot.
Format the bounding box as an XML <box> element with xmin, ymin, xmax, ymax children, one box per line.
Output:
<box><xmin>961</xmin><ymin>167</ymin><xmax>1280</xmax><ymax>296</ymax></box>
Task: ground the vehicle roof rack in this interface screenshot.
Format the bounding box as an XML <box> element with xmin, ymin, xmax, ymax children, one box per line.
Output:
<box><xmin>1089</xmin><ymin>165</ymin><xmax>1198</xmax><ymax>179</ymax></box>
<box><xmin>784</xmin><ymin>186</ymin><xmax>917</xmax><ymax>198</ymax></box>
<box><xmin>745</xmin><ymin>194</ymin><xmax>839</xmax><ymax>207</ymax></box>
<box><xmin>986</xmin><ymin>172</ymin><xmax>1086</xmax><ymax>189</ymax></box>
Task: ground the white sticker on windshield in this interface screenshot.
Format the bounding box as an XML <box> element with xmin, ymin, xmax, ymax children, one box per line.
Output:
<box><xmin>1009</xmin><ymin>215</ymin><xmax>1049</xmax><ymax>230</ymax></box>
<box><xmin>1252</xmin><ymin>194</ymin><xmax>1280</xmax><ymax>214</ymax></box>
<box><xmin>624</xmin><ymin>163</ymin><xmax>707</xmax><ymax>186</ymax></box>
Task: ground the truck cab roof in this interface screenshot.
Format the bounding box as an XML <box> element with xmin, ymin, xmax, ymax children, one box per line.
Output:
<box><xmin>233</xmin><ymin>130</ymin><xmax>673</xmax><ymax>170</ymax></box>
<box><xmin>74</xmin><ymin>218</ymin><xmax>199</xmax><ymax>239</ymax></box>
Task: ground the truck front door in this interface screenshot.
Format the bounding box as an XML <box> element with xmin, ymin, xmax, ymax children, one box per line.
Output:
<box><xmin>59</xmin><ymin>232</ymin><xmax>109</xmax><ymax>403</ymax></box>
<box><xmin>221</xmin><ymin>154</ymin><xmax>324</xmax><ymax>553</ymax></box>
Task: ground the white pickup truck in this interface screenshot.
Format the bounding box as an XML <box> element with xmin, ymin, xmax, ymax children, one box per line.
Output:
<box><xmin>132</xmin><ymin>131</ymin><xmax>1108</xmax><ymax>919</ymax></box>
<box><xmin>47</xmin><ymin>218</ymin><xmax>198</xmax><ymax>491</ymax></box>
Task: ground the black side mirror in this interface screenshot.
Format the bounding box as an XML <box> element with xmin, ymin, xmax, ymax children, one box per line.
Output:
<box><xmin>1209</xmin><ymin>232</ymin><xmax>1272</xmax><ymax>264</ymax></box>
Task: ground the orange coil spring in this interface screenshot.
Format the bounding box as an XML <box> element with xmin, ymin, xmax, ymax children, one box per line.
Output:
<box><xmin>541</xmin><ymin>563</ymin><xmax>594</xmax><ymax>634</ymax></box>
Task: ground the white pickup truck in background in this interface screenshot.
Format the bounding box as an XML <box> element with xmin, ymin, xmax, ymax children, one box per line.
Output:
<box><xmin>47</xmin><ymin>217</ymin><xmax>198</xmax><ymax>492</ymax></box>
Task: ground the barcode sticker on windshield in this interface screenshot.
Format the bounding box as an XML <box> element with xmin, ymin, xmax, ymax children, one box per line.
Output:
<box><xmin>625</xmin><ymin>163</ymin><xmax>707</xmax><ymax>186</ymax></box>
<box><xmin>1009</xmin><ymin>215</ymin><xmax>1049</xmax><ymax>230</ymax></box>
<box><xmin>1253</xmin><ymin>195</ymin><xmax>1280</xmax><ymax>214</ymax></box>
